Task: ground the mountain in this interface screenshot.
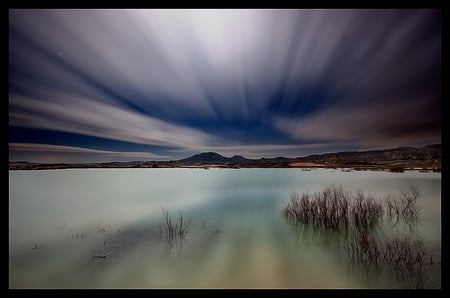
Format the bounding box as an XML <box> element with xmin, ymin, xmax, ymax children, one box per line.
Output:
<box><xmin>229</xmin><ymin>155</ymin><xmax>248</xmax><ymax>163</ymax></box>
<box><xmin>296</xmin><ymin>144</ymin><xmax>441</xmax><ymax>164</ymax></box>
<box><xmin>179</xmin><ymin>144</ymin><xmax>440</xmax><ymax>165</ymax></box>
<box><xmin>10</xmin><ymin>144</ymin><xmax>440</xmax><ymax>170</ymax></box>
<box><xmin>179</xmin><ymin>153</ymin><xmax>297</xmax><ymax>164</ymax></box>
<box><xmin>180</xmin><ymin>152</ymin><xmax>241</xmax><ymax>164</ymax></box>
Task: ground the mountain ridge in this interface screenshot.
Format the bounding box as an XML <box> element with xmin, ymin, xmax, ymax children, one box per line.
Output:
<box><xmin>179</xmin><ymin>144</ymin><xmax>441</xmax><ymax>164</ymax></box>
<box><xmin>9</xmin><ymin>144</ymin><xmax>441</xmax><ymax>171</ymax></box>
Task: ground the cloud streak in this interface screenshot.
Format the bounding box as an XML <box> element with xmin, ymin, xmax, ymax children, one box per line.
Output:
<box><xmin>9</xmin><ymin>9</ymin><xmax>441</xmax><ymax>162</ymax></box>
<box><xmin>275</xmin><ymin>96</ymin><xmax>441</xmax><ymax>148</ymax></box>
<box><xmin>10</xmin><ymin>91</ymin><xmax>219</xmax><ymax>149</ymax></box>
<box><xmin>10</xmin><ymin>143</ymin><xmax>167</xmax><ymax>159</ymax></box>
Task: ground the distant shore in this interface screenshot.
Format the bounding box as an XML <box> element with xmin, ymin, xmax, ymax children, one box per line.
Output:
<box><xmin>10</xmin><ymin>144</ymin><xmax>441</xmax><ymax>172</ymax></box>
<box><xmin>8</xmin><ymin>161</ymin><xmax>441</xmax><ymax>172</ymax></box>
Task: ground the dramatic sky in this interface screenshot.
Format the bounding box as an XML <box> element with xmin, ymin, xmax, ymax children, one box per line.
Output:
<box><xmin>9</xmin><ymin>9</ymin><xmax>441</xmax><ymax>163</ymax></box>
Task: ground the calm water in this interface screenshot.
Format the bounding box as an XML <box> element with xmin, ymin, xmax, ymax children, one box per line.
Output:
<box><xmin>9</xmin><ymin>168</ymin><xmax>441</xmax><ymax>288</ymax></box>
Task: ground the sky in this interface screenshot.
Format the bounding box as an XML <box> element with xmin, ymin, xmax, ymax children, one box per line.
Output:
<box><xmin>9</xmin><ymin>9</ymin><xmax>441</xmax><ymax>163</ymax></box>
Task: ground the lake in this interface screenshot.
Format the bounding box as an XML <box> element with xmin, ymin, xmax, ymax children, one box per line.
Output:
<box><xmin>9</xmin><ymin>168</ymin><xmax>441</xmax><ymax>288</ymax></box>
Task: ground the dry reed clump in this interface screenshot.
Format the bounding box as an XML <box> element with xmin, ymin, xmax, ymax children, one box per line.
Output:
<box><xmin>350</xmin><ymin>191</ymin><xmax>384</xmax><ymax>231</ymax></box>
<box><xmin>384</xmin><ymin>185</ymin><xmax>421</xmax><ymax>225</ymax></box>
<box><xmin>160</xmin><ymin>207</ymin><xmax>191</xmax><ymax>242</ymax></box>
<box><xmin>282</xmin><ymin>185</ymin><xmax>384</xmax><ymax>231</ymax></box>
<box><xmin>283</xmin><ymin>185</ymin><xmax>420</xmax><ymax>231</ymax></box>
<box><xmin>282</xmin><ymin>185</ymin><xmax>430</xmax><ymax>288</ymax></box>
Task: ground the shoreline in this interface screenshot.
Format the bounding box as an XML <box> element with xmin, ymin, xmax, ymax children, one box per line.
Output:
<box><xmin>8</xmin><ymin>163</ymin><xmax>441</xmax><ymax>172</ymax></box>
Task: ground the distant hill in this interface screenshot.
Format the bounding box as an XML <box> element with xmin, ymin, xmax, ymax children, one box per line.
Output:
<box><xmin>296</xmin><ymin>144</ymin><xmax>441</xmax><ymax>164</ymax></box>
<box><xmin>179</xmin><ymin>152</ymin><xmax>295</xmax><ymax>164</ymax></box>
<box><xmin>179</xmin><ymin>152</ymin><xmax>267</xmax><ymax>164</ymax></box>
<box><xmin>229</xmin><ymin>155</ymin><xmax>248</xmax><ymax>163</ymax></box>
<box><xmin>10</xmin><ymin>144</ymin><xmax>440</xmax><ymax>170</ymax></box>
<box><xmin>179</xmin><ymin>144</ymin><xmax>440</xmax><ymax>165</ymax></box>
<box><xmin>180</xmin><ymin>152</ymin><xmax>234</xmax><ymax>164</ymax></box>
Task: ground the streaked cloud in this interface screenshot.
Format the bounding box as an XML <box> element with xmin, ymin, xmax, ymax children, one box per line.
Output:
<box><xmin>275</xmin><ymin>96</ymin><xmax>441</xmax><ymax>148</ymax></box>
<box><xmin>10</xmin><ymin>91</ymin><xmax>219</xmax><ymax>149</ymax></box>
<box><xmin>9</xmin><ymin>9</ymin><xmax>441</xmax><ymax>162</ymax></box>
<box><xmin>10</xmin><ymin>143</ymin><xmax>167</xmax><ymax>159</ymax></box>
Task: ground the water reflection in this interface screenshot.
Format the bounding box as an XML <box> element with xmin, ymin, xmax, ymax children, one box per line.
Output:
<box><xmin>283</xmin><ymin>185</ymin><xmax>440</xmax><ymax>288</ymax></box>
<box><xmin>9</xmin><ymin>169</ymin><xmax>441</xmax><ymax>288</ymax></box>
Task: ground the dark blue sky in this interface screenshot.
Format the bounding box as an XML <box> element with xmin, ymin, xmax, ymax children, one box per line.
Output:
<box><xmin>9</xmin><ymin>9</ymin><xmax>441</xmax><ymax>162</ymax></box>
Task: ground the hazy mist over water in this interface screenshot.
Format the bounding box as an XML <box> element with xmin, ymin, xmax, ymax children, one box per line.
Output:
<box><xmin>9</xmin><ymin>169</ymin><xmax>440</xmax><ymax>288</ymax></box>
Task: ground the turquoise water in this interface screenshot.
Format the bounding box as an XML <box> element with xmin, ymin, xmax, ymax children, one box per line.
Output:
<box><xmin>9</xmin><ymin>168</ymin><xmax>441</xmax><ymax>288</ymax></box>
